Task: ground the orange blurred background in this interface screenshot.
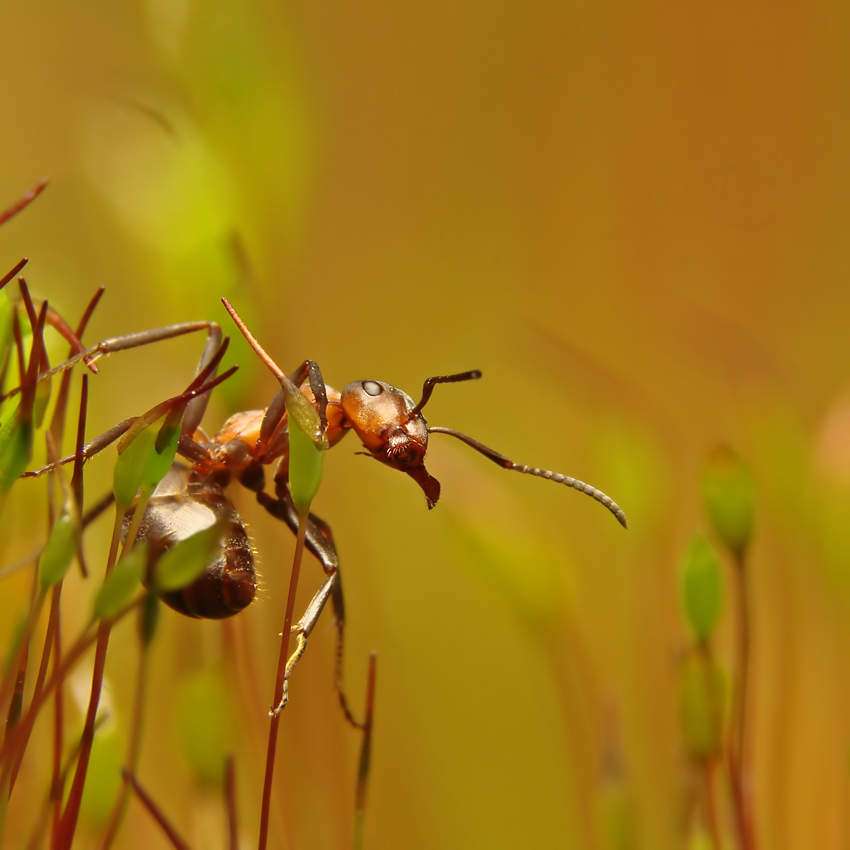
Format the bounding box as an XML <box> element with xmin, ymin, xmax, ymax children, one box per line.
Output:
<box><xmin>1</xmin><ymin>2</ymin><xmax>849</xmax><ymax>848</ymax></box>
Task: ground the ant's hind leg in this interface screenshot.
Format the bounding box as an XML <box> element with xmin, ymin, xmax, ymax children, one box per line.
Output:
<box><xmin>6</xmin><ymin>321</ymin><xmax>224</xmax><ymax>404</ymax></box>
<box><xmin>256</xmin><ymin>489</ymin><xmax>362</xmax><ymax>727</ymax></box>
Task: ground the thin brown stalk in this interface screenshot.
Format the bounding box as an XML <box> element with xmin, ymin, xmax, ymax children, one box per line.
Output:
<box><xmin>728</xmin><ymin>745</ymin><xmax>755</xmax><ymax>850</ymax></box>
<box><xmin>51</xmin><ymin>590</ymin><xmax>65</xmax><ymax>846</ymax></box>
<box><xmin>0</xmin><ymin>590</ymin><xmax>46</xmax><ymax>749</ymax></box>
<box><xmin>0</xmin><ymin>258</ymin><xmax>28</xmax><ymax>291</ymax></box>
<box><xmin>122</xmin><ymin>769</ymin><xmax>190</xmax><ymax>850</ymax></box>
<box><xmin>0</xmin><ymin>177</ymin><xmax>48</xmax><ymax>227</ymax></box>
<box><xmin>0</xmin><ymin>596</ymin><xmax>141</xmax><ymax>780</ymax></box>
<box><xmin>730</xmin><ymin>548</ymin><xmax>755</xmax><ymax>850</ymax></box>
<box><xmin>24</xmin><ymin>713</ymin><xmax>108</xmax><ymax>850</ymax></box>
<box><xmin>56</xmin><ymin>509</ymin><xmax>126</xmax><ymax>847</ymax></box>
<box><xmin>225</xmin><ymin>754</ymin><xmax>238</xmax><ymax>850</ymax></box>
<box><xmin>258</xmin><ymin>507</ymin><xmax>309</xmax><ymax>850</ymax></box>
<box><xmin>8</xmin><ymin>583</ymin><xmax>63</xmax><ymax>793</ymax></box>
<box><xmin>353</xmin><ymin>653</ymin><xmax>377</xmax><ymax>850</ymax></box>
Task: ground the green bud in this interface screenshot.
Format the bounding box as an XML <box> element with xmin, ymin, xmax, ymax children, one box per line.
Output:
<box><xmin>681</xmin><ymin>537</ymin><xmax>723</xmax><ymax>641</ymax></box>
<box><xmin>38</xmin><ymin>511</ymin><xmax>77</xmax><ymax>589</ymax></box>
<box><xmin>701</xmin><ymin>446</ymin><xmax>755</xmax><ymax>558</ymax></box>
<box><xmin>138</xmin><ymin>592</ymin><xmax>160</xmax><ymax>647</ymax></box>
<box><xmin>93</xmin><ymin>546</ymin><xmax>146</xmax><ymax>621</ymax></box>
<box><xmin>287</xmin><ymin>413</ymin><xmax>324</xmax><ymax>511</ymax></box>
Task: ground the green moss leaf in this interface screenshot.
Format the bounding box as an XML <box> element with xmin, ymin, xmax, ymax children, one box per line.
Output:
<box><xmin>113</xmin><ymin>415</ymin><xmax>181</xmax><ymax>511</ymax></box>
<box><xmin>0</xmin><ymin>415</ymin><xmax>33</xmax><ymax>491</ymax></box>
<box><xmin>93</xmin><ymin>546</ymin><xmax>146</xmax><ymax>621</ymax></box>
<box><xmin>681</xmin><ymin>536</ymin><xmax>723</xmax><ymax>641</ymax></box>
<box><xmin>38</xmin><ymin>511</ymin><xmax>77</xmax><ymax>589</ymax></box>
<box><xmin>79</xmin><ymin>726</ymin><xmax>122</xmax><ymax>828</ymax></box>
<box><xmin>287</xmin><ymin>413</ymin><xmax>323</xmax><ymax>511</ymax></box>
<box><xmin>701</xmin><ymin>446</ymin><xmax>755</xmax><ymax>558</ymax></box>
<box><xmin>138</xmin><ymin>592</ymin><xmax>160</xmax><ymax>647</ymax></box>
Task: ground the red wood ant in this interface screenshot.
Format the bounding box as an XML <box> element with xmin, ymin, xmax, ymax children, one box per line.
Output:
<box><xmin>24</xmin><ymin>300</ymin><xmax>627</xmax><ymax>717</ymax></box>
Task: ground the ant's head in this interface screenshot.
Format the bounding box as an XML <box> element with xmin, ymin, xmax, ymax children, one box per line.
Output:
<box><xmin>340</xmin><ymin>371</ymin><xmax>482</xmax><ymax>509</ymax></box>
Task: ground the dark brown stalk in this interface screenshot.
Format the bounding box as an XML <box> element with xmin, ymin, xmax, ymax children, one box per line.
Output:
<box><xmin>122</xmin><ymin>769</ymin><xmax>190</xmax><ymax>850</ymax></box>
<box><xmin>353</xmin><ymin>653</ymin><xmax>377</xmax><ymax>850</ymax></box>
<box><xmin>225</xmin><ymin>754</ymin><xmax>238</xmax><ymax>850</ymax></box>
<box><xmin>258</xmin><ymin>507</ymin><xmax>309</xmax><ymax>850</ymax></box>
<box><xmin>56</xmin><ymin>509</ymin><xmax>126</xmax><ymax>847</ymax></box>
<box><xmin>0</xmin><ymin>596</ymin><xmax>140</xmax><ymax>780</ymax></box>
<box><xmin>8</xmin><ymin>582</ymin><xmax>63</xmax><ymax>793</ymax></box>
<box><xmin>50</xmin><ymin>590</ymin><xmax>65</xmax><ymax>846</ymax></box>
<box><xmin>0</xmin><ymin>259</ymin><xmax>28</xmax><ymax>291</ymax></box>
<box><xmin>0</xmin><ymin>177</ymin><xmax>48</xmax><ymax>226</ymax></box>
<box><xmin>730</xmin><ymin>548</ymin><xmax>755</xmax><ymax>850</ymax></box>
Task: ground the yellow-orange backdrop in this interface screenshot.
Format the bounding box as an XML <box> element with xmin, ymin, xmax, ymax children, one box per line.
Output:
<box><xmin>1</xmin><ymin>2</ymin><xmax>848</xmax><ymax>848</ymax></box>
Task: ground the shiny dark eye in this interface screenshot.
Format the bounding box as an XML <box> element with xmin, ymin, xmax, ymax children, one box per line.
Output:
<box><xmin>362</xmin><ymin>381</ymin><xmax>383</xmax><ymax>397</ymax></box>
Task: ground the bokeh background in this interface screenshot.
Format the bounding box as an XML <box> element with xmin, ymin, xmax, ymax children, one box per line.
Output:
<box><xmin>2</xmin><ymin>2</ymin><xmax>850</xmax><ymax>848</ymax></box>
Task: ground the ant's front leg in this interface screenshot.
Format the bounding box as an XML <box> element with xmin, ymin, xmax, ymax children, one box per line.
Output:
<box><xmin>255</xmin><ymin>483</ymin><xmax>361</xmax><ymax>727</ymax></box>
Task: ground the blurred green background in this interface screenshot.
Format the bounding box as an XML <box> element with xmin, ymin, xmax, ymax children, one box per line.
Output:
<box><xmin>2</xmin><ymin>2</ymin><xmax>850</xmax><ymax>848</ymax></box>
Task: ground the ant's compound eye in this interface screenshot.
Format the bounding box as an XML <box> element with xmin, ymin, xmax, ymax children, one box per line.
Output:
<box><xmin>340</xmin><ymin>380</ymin><xmax>428</xmax><ymax>465</ymax></box>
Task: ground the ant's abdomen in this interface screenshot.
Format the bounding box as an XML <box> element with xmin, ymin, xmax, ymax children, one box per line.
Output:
<box><xmin>128</xmin><ymin>465</ymin><xmax>258</xmax><ymax>619</ymax></box>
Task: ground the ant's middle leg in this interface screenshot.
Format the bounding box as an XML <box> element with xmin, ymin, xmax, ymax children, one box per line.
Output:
<box><xmin>255</xmin><ymin>485</ymin><xmax>362</xmax><ymax>727</ymax></box>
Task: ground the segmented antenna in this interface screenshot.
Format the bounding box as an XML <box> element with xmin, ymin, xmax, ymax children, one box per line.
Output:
<box><xmin>428</xmin><ymin>426</ymin><xmax>628</xmax><ymax>528</ymax></box>
<box><xmin>412</xmin><ymin>370</ymin><xmax>482</xmax><ymax>415</ymax></box>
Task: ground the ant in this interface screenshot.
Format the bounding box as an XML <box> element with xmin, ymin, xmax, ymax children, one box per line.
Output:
<box><xmin>24</xmin><ymin>299</ymin><xmax>627</xmax><ymax>720</ymax></box>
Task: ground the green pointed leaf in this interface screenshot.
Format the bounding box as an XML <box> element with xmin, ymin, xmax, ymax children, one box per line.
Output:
<box><xmin>38</xmin><ymin>511</ymin><xmax>77</xmax><ymax>588</ymax></box>
<box><xmin>0</xmin><ymin>415</ymin><xmax>33</xmax><ymax>491</ymax></box>
<box><xmin>79</xmin><ymin>726</ymin><xmax>122</xmax><ymax>827</ymax></box>
<box><xmin>113</xmin><ymin>416</ymin><xmax>181</xmax><ymax>511</ymax></box>
<box><xmin>0</xmin><ymin>293</ymin><xmax>13</xmax><ymax>366</ymax></box>
<box><xmin>32</xmin><ymin>370</ymin><xmax>51</xmax><ymax>428</ymax></box>
<box><xmin>151</xmin><ymin>522</ymin><xmax>222</xmax><ymax>593</ymax></box>
<box><xmin>681</xmin><ymin>536</ymin><xmax>723</xmax><ymax>641</ymax></box>
<box><xmin>287</xmin><ymin>413</ymin><xmax>324</xmax><ymax>511</ymax></box>
<box><xmin>113</xmin><ymin>426</ymin><xmax>156</xmax><ymax>511</ymax></box>
<box><xmin>2</xmin><ymin>614</ymin><xmax>27</xmax><ymax>678</ymax></box>
<box><xmin>679</xmin><ymin>649</ymin><xmax>726</xmax><ymax>761</ymax></box>
<box><xmin>93</xmin><ymin>546</ymin><xmax>146</xmax><ymax>621</ymax></box>
<box><xmin>281</xmin><ymin>378</ymin><xmax>325</xmax><ymax>449</ymax></box>
<box><xmin>701</xmin><ymin>446</ymin><xmax>755</xmax><ymax>558</ymax></box>
<box><xmin>138</xmin><ymin>591</ymin><xmax>160</xmax><ymax>647</ymax></box>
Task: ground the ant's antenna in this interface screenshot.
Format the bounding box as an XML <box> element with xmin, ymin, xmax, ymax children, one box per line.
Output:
<box><xmin>427</xmin><ymin>426</ymin><xmax>629</xmax><ymax>529</ymax></box>
<box><xmin>412</xmin><ymin>370</ymin><xmax>482</xmax><ymax>416</ymax></box>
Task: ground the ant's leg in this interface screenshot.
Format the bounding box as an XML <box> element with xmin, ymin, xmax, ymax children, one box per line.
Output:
<box><xmin>304</xmin><ymin>513</ymin><xmax>352</xmax><ymax>718</ymax></box>
<box><xmin>255</xmin><ymin>488</ymin><xmax>361</xmax><ymax>727</ymax></box>
<box><xmin>183</xmin><ymin>324</ymin><xmax>224</xmax><ymax>434</ymax></box>
<box><xmin>3</xmin><ymin>322</ymin><xmax>223</xmax><ymax>403</ymax></box>
<box><xmin>22</xmin><ymin>418</ymin><xmax>136</xmax><ymax>478</ymax></box>
<box><xmin>283</xmin><ymin>359</ymin><xmax>329</xmax><ymax>431</ymax></box>
<box><xmin>22</xmin><ymin>355</ymin><xmax>233</xmax><ymax>478</ymax></box>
